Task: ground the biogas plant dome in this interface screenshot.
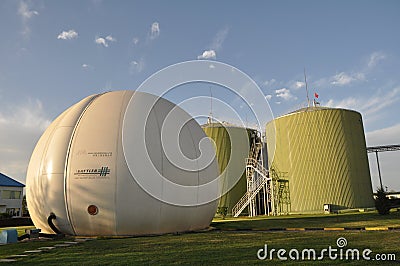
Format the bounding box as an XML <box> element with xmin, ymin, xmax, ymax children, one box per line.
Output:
<box><xmin>26</xmin><ymin>90</ymin><xmax>219</xmax><ymax>236</ymax></box>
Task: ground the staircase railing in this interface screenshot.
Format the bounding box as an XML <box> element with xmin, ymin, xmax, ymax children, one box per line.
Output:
<box><xmin>232</xmin><ymin>177</ymin><xmax>268</xmax><ymax>217</ymax></box>
<box><xmin>232</xmin><ymin>159</ymin><xmax>270</xmax><ymax>217</ymax></box>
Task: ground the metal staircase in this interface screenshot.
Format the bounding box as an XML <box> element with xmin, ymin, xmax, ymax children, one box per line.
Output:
<box><xmin>277</xmin><ymin>179</ymin><xmax>291</xmax><ymax>215</ymax></box>
<box><xmin>246</xmin><ymin>158</ymin><xmax>269</xmax><ymax>180</ymax></box>
<box><xmin>232</xmin><ymin>140</ymin><xmax>272</xmax><ymax>218</ymax></box>
<box><xmin>232</xmin><ymin>172</ymin><xmax>268</xmax><ymax>217</ymax></box>
<box><xmin>269</xmin><ymin>167</ymin><xmax>291</xmax><ymax>216</ymax></box>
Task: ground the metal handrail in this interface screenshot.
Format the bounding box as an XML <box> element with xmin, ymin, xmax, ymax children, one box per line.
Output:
<box><xmin>232</xmin><ymin>178</ymin><xmax>268</xmax><ymax>217</ymax></box>
<box><xmin>232</xmin><ymin>158</ymin><xmax>270</xmax><ymax>217</ymax></box>
<box><xmin>232</xmin><ymin>192</ymin><xmax>249</xmax><ymax>217</ymax></box>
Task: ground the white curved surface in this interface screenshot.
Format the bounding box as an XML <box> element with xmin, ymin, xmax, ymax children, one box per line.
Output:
<box><xmin>26</xmin><ymin>90</ymin><xmax>219</xmax><ymax>236</ymax></box>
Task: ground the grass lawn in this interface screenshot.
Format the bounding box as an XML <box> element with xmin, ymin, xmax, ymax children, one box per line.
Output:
<box><xmin>0</xmin><ymin>211</ymin><xmax>399</xmax><ymax>265</ymax></box>
<box><xmin>212</xmin><ymin>210</ymin><xmax>400</xmax><ymax>230</ymax></box>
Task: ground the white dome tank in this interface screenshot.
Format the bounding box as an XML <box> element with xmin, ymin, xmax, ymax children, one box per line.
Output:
<box><xmin>26</xmin><ymin>90</ymin><xmax>219</xmax><ymax>236</ymax></box>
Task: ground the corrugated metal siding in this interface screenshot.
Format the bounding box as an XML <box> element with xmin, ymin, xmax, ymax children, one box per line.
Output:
<box><xmin>202</xmin><ymin>125</ymin><xmax>252</xmax><ymax>215</ymax></box>
<box><xmin>266</xmin><ymin>108</ymin><xmax>374</xmax><ymax>213</ymax></box>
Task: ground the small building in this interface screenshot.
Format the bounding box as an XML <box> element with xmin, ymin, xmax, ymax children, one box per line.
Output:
<box><xmin>0</xmin><ymin>173</ymin><xmax>25</xmax><ymax>217</ymax></box>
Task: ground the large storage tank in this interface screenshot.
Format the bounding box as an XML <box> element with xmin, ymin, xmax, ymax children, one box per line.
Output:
<box><xmin>202</xmin><ymin>123</ymin><xmax>257</xmax><ymax>216</ymax></box>
<box><xmin>266</xmin><ymin>107</ymin><xmax>374</xmax><ymax>213</ymax></box>
<box><xmin>26</xmin><ymin>90</ymin><xmax>219</xmax><ymax>236</ymax></box>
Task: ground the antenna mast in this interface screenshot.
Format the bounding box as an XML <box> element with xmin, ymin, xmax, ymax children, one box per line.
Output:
<box><xmin>304</xmin><ymin>68</ymin><xmax>310</xmax><ymax>107</ymax></box>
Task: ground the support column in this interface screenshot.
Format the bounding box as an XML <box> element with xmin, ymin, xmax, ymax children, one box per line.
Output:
<box><xmin>375</xmin><ymin>151</ymin><xmax>384</xmax><ymax>191</ymax></box>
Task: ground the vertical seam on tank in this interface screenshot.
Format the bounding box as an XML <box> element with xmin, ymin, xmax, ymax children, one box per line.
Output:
<box><xmin>63</xmin><ymin>92</ymin><xmax>105</xmax><ymax>235</ymax></box>
<box><xmin>35</xmin><ymin>113</ymin><xmax>64</xmax><ymax>230</ymax></box>
<box><xmin>152</xmin><ymin>102</ymin><xmax>163</xmax><ymax>231</ymax></box>
<box><xmin>114</xmin><ymin>91</ymin><xmax>123</xmax><ymax>235</ymax></box>
<box><xmin>114</xmin><ymin>90</ymin><xmax>129</xmax><ymax>235</ymax></box>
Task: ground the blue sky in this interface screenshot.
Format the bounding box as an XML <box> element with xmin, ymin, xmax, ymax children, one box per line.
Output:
<box><xmin>0</xmin><ymin>0</ymin><xmax>399</xmax><ymax>191</ymax></box>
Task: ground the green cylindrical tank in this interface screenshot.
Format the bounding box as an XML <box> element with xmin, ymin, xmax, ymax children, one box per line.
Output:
<box><xmin>202</xmin><ymin>123</ymin><xmax>256</xmax><ymax>216</ymax></box>
<box><xmin>266</xmin><ymin>107</ymin><xmax>374</xmax><ymax>213</ymax></box>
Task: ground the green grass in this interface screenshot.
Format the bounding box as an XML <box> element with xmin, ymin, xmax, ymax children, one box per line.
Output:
<box><xmin>211</xmin><ymin>210</ymin><xmax>400</xmax><ymax>230</ymax></box>
<box><xmin>0</xmin><ymin>211</ymin><xmax>399</xmax><ymax>265</ymax></box>
<box><xmin>1</xmin><ymin>231</ymin><xmax>398</xmax><ymax>265</ymax></box>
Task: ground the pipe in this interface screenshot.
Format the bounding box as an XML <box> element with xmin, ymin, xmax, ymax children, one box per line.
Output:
<box><xmin>47</xmin><ymin>212</ymin><xmax>62</xmax><ymax>235</ymax></box>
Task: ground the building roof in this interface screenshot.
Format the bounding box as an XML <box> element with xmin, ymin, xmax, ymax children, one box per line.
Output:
<box><xmin>201</xmin><ymin>121</ymin><xmax>258</xmax><ymax>131</ymax></box>
<box><xmin>267</xmin><ymin>106</ymin><xmax>361</xmax><ymax>123</ymax></box>
<box><xmin>0</xmin><ymin>173</ymin><xmax>25</xmax><ymax>187</ymax></box>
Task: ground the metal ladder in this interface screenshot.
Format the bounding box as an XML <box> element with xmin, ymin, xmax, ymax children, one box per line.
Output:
<box><xmin>232</xmin><ymin>157</ymin><xmax>271</xmax><ymax>218</ymax></box>
<box><xmin>232</xmin><ymin>173</ymin><xmax>268</xmax><ymax>217</ymax></box>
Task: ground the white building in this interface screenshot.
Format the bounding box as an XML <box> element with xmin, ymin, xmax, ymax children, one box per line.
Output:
<box><xmin>0</xmin><ymin>173</ymin><xmax>25</xmax><ymax>217</ymax></box>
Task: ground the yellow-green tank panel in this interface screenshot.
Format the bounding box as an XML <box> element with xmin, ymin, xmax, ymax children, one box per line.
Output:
<box><xmin>202</xmin><ymin>124</ymin><xmax>253</xmax><ymax>215</ymax></box>
<box><xmin>266</xmin><ymin>107</ymin><xmax>374</xmax><ymax>213</ymax></box>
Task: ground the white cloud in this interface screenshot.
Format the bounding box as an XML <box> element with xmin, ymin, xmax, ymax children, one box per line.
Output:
<box><xmin>362</xmin><ymin>87</ymin><xmax>399</xmax><ymax>116</ymax></box>
<box><xmin>129</xmin><ymin>58</ymin><xmax>145</xmax><ymax>74</ymax></box>
<box><xmin>313</xmin><ymin>51</ymin><xmax>386</xmax><ymax>90</ymax></box>
<box><xmin>312</xmin><ymin>51</ymin><xmax>385</xmax><ymax>89</ymax></box>
<box><xmin>275</xmin><ymin>88</ymin><xmax>297</xmax><ymax>101</ymax></box>
<box><xmin>105</xmin><ymin>35</ymin><xmax>116</xmax><ymax>42</ymax></box>
<box><xmin>330</xmin><ymin>72</ymin><xmax>365</xmax><ymax>86</ymax></box>
<box><xmin>331</xmin><ymin>72</ymin><xmax>352</xmax><ymax>85</ymax></box>
<box><xmin>366</xmin><ymin>123</ymin><xmax>400</xmax><ymax>146</ymax></box>
<box><xmin>316</xmin><ymin>70</ymin><xmax>367</xmax><ymax>89</ymax></box>
<box><xmin>264</xmin><ymin>79</ymin><xmax>304</xmax><ymax>92</ymax></box>
<box><xmin>325</xmin><ymin>87</ymin><xmax>400</xmax><ymax>116</ymax></box>
<box><xmin>132</xmin><ymin>37</ymin><xmax>139</xmax><ymax>45</ymax></box>
<box><xmin>57</xmin><ymin>30</ymin><xmax>78</xmax><ymax>40</ymax></box>
<box><xmin>17</xmin><ymin>1</ymin><xmax>39</xmax><ymax>37</ymax></box>
<box><xmin>95</xmin><ymin>35</ymin><xmax>116</xmax><ymax>47</ymax></box>
<box><xmin>198</xmin><ymin>50</ymin><xmax>216</xmax><ymax>59</ymax></box>
<box><xmin>81</xmin><ymin>63</ymin><xmax>93</xmax><ymax>70</ymax></box>
<box><xmin>18</xmin><ymin>1</ymin><xmax>39</xmax><ymax>20</ymax></box>
<box><xmin>265</xmin><ymin>94</ymin><xmax>272</xmax><ymax>100</ymax></box>
<box><xmin>197</xmin><ymin>27</ymin><xmax>229</xmax><ymax>60</ymax></box>
<box><xmin>368</xmin><ymin>51</ymin><xmax>386</xmax><ymax>68</ymax></box>
<box><xmin>95</xmin><ymin>37</ymin><xmax>107</xmax><ymax>47</ymax></box>
<box><xmin>0</xmin><ymin>99</ymin><xmax>51</xmax><ymax>183</ymax></box>
<box><xmin>0</xmin><ymin>99</ymin><xmax>50</xmax><ymax>130</ymax></box>
<box><xmin>325</xmin><ymin>97</ymin><xmax>358</xmax><ymax>109</ymax></box>
<box><xmin>211</xmin><ymin>27</ymin><xmax>229</xmax><ymax>51</ymax></box>
<box><xmin>150</xmin><ymin>22</ymin><xmax>160</xmax><ymax>39</ymax></box>
<box><xmin>366</xmin><ymin>124</ymin><xmax>400</xmax><ymax>191</ymax></box>
<box><xmin>263</xmin><ymin>79</ymin><xmax>276</xmax><ymax>87</ymax></box>
<box><xmin>293</xmin><ymin>81</ymin><xmax>305</xmax><ymax>89</ymax></box>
